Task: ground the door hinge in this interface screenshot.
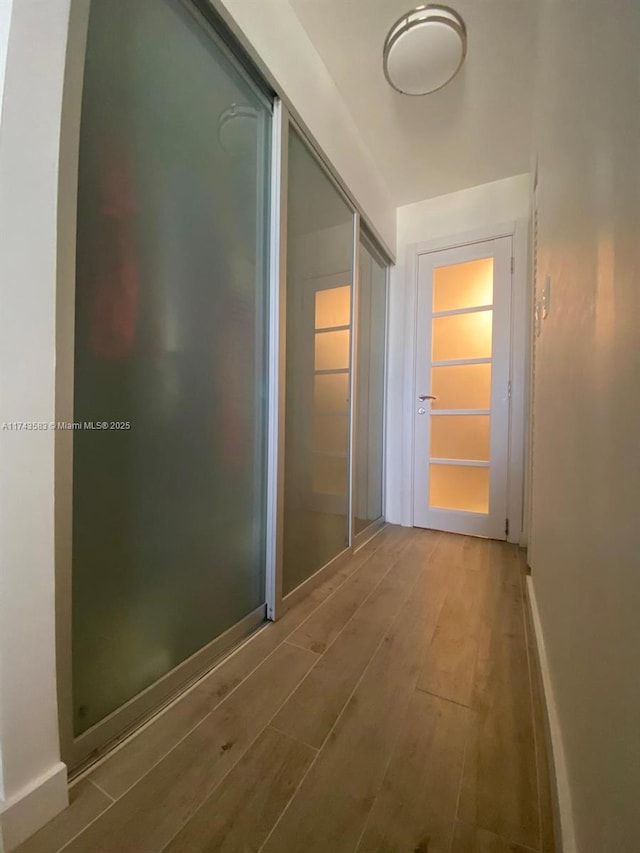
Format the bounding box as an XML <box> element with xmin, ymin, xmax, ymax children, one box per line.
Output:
<box><xmin>508</xmin><ymin>380</ymin><xmax>512</xmax><ymax>399</ymax></box>
<box><xmin>505</xmin><ymin>518</ymin><xmax>510</xmax><ymax>538</ymax></box>
<box><xmin>511</xmin><ymin>256</ymin><xmax>515</xmax><ymax>274</ymax></box>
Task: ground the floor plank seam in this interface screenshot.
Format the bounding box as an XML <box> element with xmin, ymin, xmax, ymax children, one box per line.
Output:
<box><xmin>53</xmin><ymin>776</ymin><xmax>126</xmax><ymax>851</ymax></box>
<box><xmin>413</xmin><ymin>685</ymin><xmax>471</xmax><ymax>710</ymax></box>
<box><xmin>56</xmin><ymin>795</ymin><xmax>116</xmax><ymax>853</ymax></box>
<box><xmin>448</xmin><ymin>718</ymin><xmax>470</xmax><ymax>853</ymax></box>
<box><xmin>87</xmin><ymin>779</ymin><xmax>115</xmax><ymax>803</ymax></box>
<box><xmin>267</xmin><ymin>723</ymin><xmax>319</xmax><ymax>753</ymax></box>
<box><xmin>282</xmin><ymin>638</ymin><xmax>323</xmax><ymax>655</ymax></box>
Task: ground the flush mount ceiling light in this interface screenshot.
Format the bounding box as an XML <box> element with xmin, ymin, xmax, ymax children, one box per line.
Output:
<box><xmin>383</xmin><ymin>5</ymin><xmax>467</xmax><ymax>96</ymax></box>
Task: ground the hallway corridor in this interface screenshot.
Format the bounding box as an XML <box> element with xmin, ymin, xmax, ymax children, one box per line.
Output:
<box><xmin>18</xmin><ymin>527</ymin><xmax>555</xmax><ymax>853</ymax></box>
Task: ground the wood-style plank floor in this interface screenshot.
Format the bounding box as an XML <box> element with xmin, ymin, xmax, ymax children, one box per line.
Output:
<box><xmin>17</xmin><ymin>526</ymin><xmax>556</xmax><ymax>853</ymax></box>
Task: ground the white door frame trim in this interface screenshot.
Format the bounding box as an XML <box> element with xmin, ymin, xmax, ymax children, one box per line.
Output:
<box><xmin>401</xmin><ymin>220</ymin><xmax>530</xmax><ymax>544</ymax></box>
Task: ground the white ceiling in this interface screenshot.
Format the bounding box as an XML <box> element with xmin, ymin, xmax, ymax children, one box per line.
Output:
<box><xmin>287</xmin><ymin>0</ymin><xmax>538</xmax><ymax>207</ymax></box>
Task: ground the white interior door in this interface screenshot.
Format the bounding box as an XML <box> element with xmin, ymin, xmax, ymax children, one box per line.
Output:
<box><xmin>413</xmin><ymin>237</ymin><xmax>512</xmax><ymax>539</ymax></box>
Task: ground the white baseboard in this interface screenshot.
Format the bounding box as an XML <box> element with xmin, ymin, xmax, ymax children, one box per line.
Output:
<box><xmin>0</xmin><ymin>762</ymin><xmax>68</xmax><ymax>851</ymax></box>
<box><xmin>526</xmin><ymin>576</ymin><xmax>577</xmax><ymax>853</ymax></box>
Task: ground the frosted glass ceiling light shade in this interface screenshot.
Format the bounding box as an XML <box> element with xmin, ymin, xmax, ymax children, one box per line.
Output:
<box><xmin>383</xmin><ymin>5</ymin><xmax>467</xmax><ymax>96</ymax></box>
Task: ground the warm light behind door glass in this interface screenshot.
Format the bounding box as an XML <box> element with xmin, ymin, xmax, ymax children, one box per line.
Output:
<box><xmin>312</xmin><ymin>455</ymin><xmax>348</xmax><ymax>496</ymax></box>
<box><xmin>431</xmin><ymin>363</ymin><xmax>491</xmax><ymax>410</ymax></box>
<box><xmin>432</xmin><ymin>310</ymin><xmax>492</xmax><ymax>361</ymax></box>
<box><xmin>429</xmin><ymin>464</ymin><xmax>489</xmax><ymax>513</ymax></box>
<box><xmin>433</xmin><ymin>258</ymin><xmax>494</xmax><ymax>312</ymax></box>
<box><xmin>313</xmin><ymin>414</ymin><xmax>349</xmax><ymax>455</ymax></box>
<box><xmin>314</xmin><ymin>373</ymin><xmax>349</xmax><ymax>413</ymax></box>
<box><xmin>315</xmin><ymin>329</ymin><xmax>350</xmax><ymax>371</ymax></box>
<box><xmin>315</xmin><ymin>285</ymin><xmax>351</xmax><ymax>328</ymax></box>
<box><xmin>431</xmin><ymin>415</ymin><xmax>490</xmax><ymax>461</ymax></box>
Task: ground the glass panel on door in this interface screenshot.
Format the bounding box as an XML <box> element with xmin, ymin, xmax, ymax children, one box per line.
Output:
<box><xmin>315</xmin><ymin>328</ymin><xmax>351</xmax><ymax>370</ymax></box>
<box><xmin>315</xmin><ymin>286</ymin><xmax>351</xmax><ymax>328</ymax></box>
<box><xmin>432</xmin><ymin>257</ymin><xmax>493</xmax><ymax>311</ymax></box>
<box><xmin>429</xmin><ymin>464</ymin><xmax>490</xmax><ymax>513</ymax></box>
<box><xmin>431</xmin><ymin>415</ymin><xmax>491</xmax><ymax>461</ymax></box>
<box><xmin>314</xmin><ymin>373</ymin><xmax>349</xmax><ymax>412</ymax></box>
<box><xmin>72</xmin><ymin>0</ymin><xmax>271</xmax><ymax>737</ymax></box>
<box><xmin>283</xmin><ymin>129</ymin><xmax>354</xmax><ymax>595</ymax></box>
<box><xmin>431</xmin><ymin>363</ymin><xmax>492</xmax><ymax>410</ymax></box>
<box><xmin>429</xmin><ymin>258</ymin><xmax>494</xmax><ymax>515</ymax></box>
<box><xmin>432</xmin><ymin>310</ymin><xmax>493</xmax><ymax>361</ymax></box>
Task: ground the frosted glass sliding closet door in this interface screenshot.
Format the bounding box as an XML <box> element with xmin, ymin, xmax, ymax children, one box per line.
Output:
<box><xmin>71</xmin><ymin>0</ymin><xmax>271</xmax><ymax>741</ymax></box>
<box><xmin>355</xmin><ymin>242</ymin><xmax>387</xmax><ymax>536</ymax></box>
<box><xmin>282</xmin><ymin>130</ymin><xmax>355</xmax><ymax>595</ymax></box>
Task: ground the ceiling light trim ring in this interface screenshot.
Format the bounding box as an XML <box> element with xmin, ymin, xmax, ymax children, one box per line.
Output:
<box><xmin>383</xmin><ymin>5</ymin><xmax>468</xmax><ymax>97</ymax></box>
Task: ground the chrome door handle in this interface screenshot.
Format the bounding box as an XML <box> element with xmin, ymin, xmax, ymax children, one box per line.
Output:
<box><xmin>418</xmin><ymin>395</ymin><xmax>437</xmax><ymax>401</ymax></box>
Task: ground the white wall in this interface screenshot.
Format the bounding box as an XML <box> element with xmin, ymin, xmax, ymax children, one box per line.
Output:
<box><xmin>215</xmin><ymin>0</ymin><xmax>395</xmax><ymax>252</ymax></box>
<box><xmin>386</xmin><ymin>175</ymin><xmax>531</xmax><ymax>525</ymax></box>
<box><xmin>0</xmin><ymin>0</ymin><xmax>71</xmax><ymax>848</ymax></box>
<box><xmin>528</xmin><ymin>1</ymin><xmax>640</xmax><ymax>851</ymax></box>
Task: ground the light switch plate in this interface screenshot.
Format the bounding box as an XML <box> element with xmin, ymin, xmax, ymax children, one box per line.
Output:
<box><xmin>542</xmin><ymin>275</ymin><xmax>551</xmax><ymax>319</ymax></box>
<box><xmin>535</xmin><ymin>300</ymin><xmax>542</xmax><ymax>337</ymax></box>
